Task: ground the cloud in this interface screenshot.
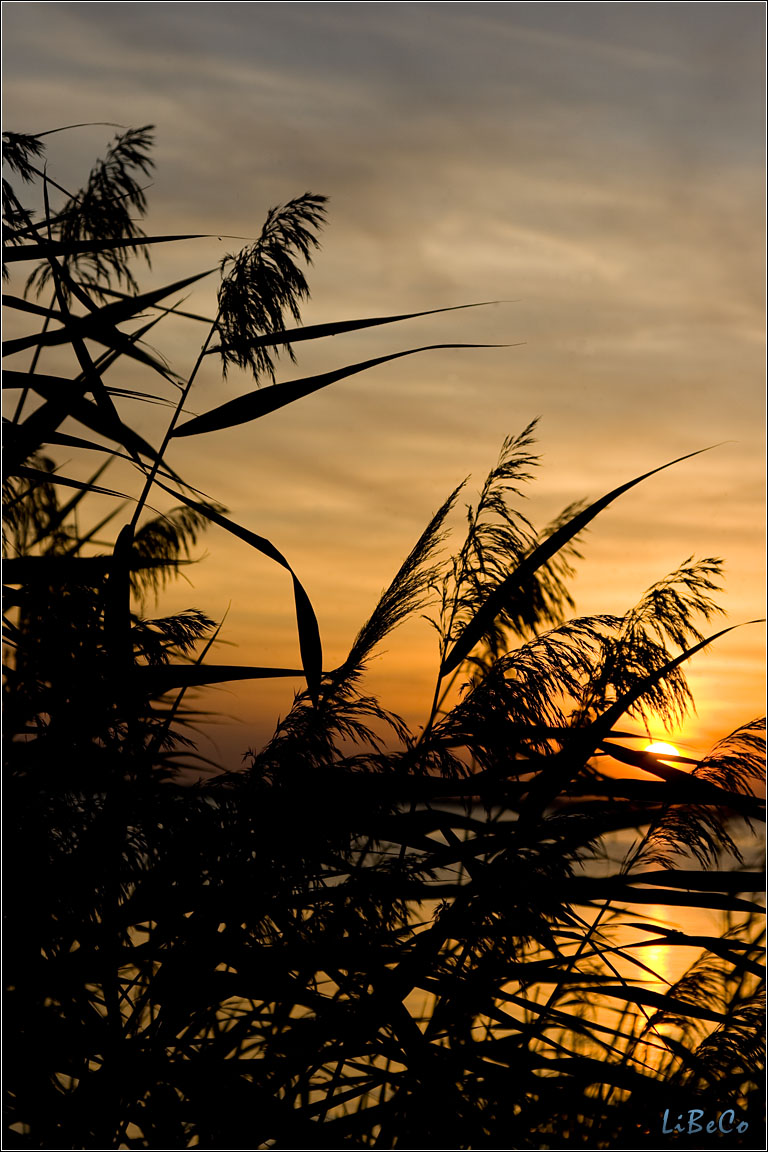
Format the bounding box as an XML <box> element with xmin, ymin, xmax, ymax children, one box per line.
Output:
<box><xmin>4</xmin><ymin>0</ymin><xmax>763</xmax><ymax>753</ymax></box>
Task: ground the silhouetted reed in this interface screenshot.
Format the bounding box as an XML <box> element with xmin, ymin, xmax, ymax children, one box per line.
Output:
<box><xmin>3</xmin><ymin>126</ymin><xmax>764</xmax><ymax>1149</ymax></box>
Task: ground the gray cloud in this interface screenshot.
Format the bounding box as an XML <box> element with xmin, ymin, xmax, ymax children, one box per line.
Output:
<box><xmin>3</xmin><ymin>0</ymin><xmax>763</xmax><ymax>755</ymax></box>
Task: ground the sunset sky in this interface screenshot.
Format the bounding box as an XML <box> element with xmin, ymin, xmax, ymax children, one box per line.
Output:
<box><xmin>3</xmin><ymin>2</ymin><xmax>764</xmax><ymax>767</ymax></box>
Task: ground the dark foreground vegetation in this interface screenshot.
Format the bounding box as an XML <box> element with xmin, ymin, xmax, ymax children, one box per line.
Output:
<box><xmin>3</xmin><ymin>126</ymin><xmax>765</xmax><ymax>1149</ymax></box>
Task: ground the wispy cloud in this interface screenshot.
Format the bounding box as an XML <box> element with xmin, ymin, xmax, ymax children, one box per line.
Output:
<box><xmin>3</xmin><ymin>1</ymin><xmax>763</xmax><ymax>754</ymax></box>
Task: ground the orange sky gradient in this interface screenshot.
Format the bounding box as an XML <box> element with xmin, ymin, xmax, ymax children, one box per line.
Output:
<box><xmin>3</xmin><ymin>2</ymin><xmax>764</xmax><ymax>770</ymax></box>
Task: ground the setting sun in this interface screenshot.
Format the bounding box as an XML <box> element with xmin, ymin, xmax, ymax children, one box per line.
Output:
<box><xmin>644</xmin><ymin>741</ymin><xmax>681</xmax><ymax>758</ymax></box>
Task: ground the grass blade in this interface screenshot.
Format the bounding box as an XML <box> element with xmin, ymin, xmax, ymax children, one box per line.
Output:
<box><xmin>136</xmin><ymin>664</ymin><xmax>305</xmax><ymax>693</ymax></box>
<box><xmin>441</xmin><ymin>445</ymin><xmax>722</xmax><ymax>676</ymax></box>
<box><xmin>208</xmin><ymin>299</ymin><xmax>502</xmax><ymax>353</ymax></box>
<box><xmin>153</xmin><ymin>481</ymin><xmax>322</xmax><ymax>703</ymax></box>
<box><xmin>3</xmin><ymin>554</ymin><xmax>191</xmax><ymax>583</ymax></box>
<box><xmin>9</xmin><ymin>467</ymin><xmax>124</xmax><ymax>501</ymax></box>
<box><xmin>4</xmin><ymin>370</ymin><xmax>168</xmax><ymax>471</ymax></box>
<box><xmin>174</xmin><ymin>343</ymin><xmax>510</xmax><ymax>436</ymax></box>
<box><xmin>2</xmin><ymin>270</ymin><xmax>214</xmax><ymax>358</ymax></box>
<box><xmin>3</xmin><ymin>233</ymin><xmax>208</xmax><ymax>264</ymax></box>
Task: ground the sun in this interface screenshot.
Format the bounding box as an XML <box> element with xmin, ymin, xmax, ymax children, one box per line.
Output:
<box><xmin>644</xmin><ymin>741</ymin><xmax>680</xmax><ymax>758</ymax></box>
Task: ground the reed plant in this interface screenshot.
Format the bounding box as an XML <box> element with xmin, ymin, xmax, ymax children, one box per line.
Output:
<box><xmin>3</xmin><ymin>125</ymin><xmax>764</xmax><ymax>1149</ymax></box>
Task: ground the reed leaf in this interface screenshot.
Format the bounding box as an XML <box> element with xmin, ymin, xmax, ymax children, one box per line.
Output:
<box><xmin>208</xmin><ymin>299</ymin><xmax>501</xmax><ymax>353</ymax></box>
<box><xmin>152</xmin><ymin>481</ymin><xmax>322</xmax><ymax>703</ymax></box>
<box><xmin>173</xmin><ymin>344</ymin><xmax>508</xmax><ymax>437</ymax></box>
<box><xmin>441</xmin><ymin>445</ymin><xmax>720</xmax><ymax>676</ymax></box>
<box><xmin>4</xmin><ymin>232</ymin><xmax>206</xmax><ymax>265</ymax></box>
<box><xmin>134</xmin><ymin>664</ymin><xmax>305</xmax><ymax>692</ymax></box>
<box><xmin>2</xmin><ymin>269</ymin><xmax>213</xmax><ymax>356</ymax></box>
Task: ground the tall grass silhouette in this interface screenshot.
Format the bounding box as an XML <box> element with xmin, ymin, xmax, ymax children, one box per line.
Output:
<box><xmin>3</xmin><ymin>126</ymin><xmax>764</xmax><ymax>1149</ymax></box>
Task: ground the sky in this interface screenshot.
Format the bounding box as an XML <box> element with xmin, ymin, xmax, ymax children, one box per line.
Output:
<box><xmin>3</xmin><ymin>1</ymin><xmax>765</xmax><ymax>767</ymax></box>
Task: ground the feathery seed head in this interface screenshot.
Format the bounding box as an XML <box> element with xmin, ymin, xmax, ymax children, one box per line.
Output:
<box><xmin>216</xmin><ymin>192</ymin><xmax>328</xmax><ymax>381</ymax></box>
